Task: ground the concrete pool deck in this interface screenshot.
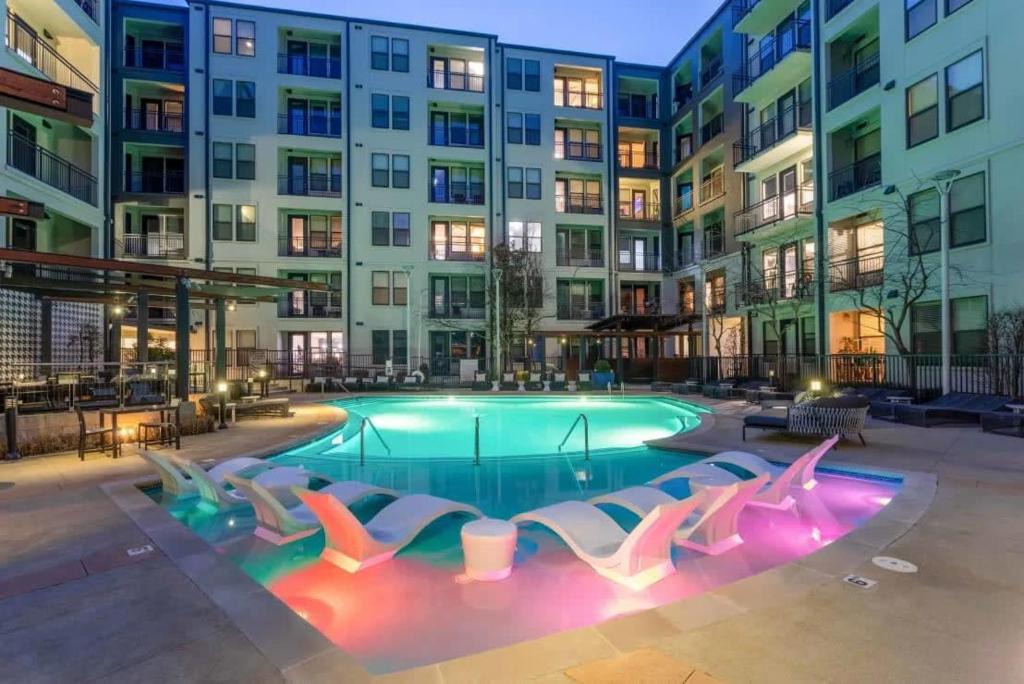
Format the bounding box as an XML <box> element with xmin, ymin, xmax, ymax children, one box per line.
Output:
<box><xmin>1</xmin><ymin>393</ymin><xmax>1021</xmax><ymax>682</ymax></box>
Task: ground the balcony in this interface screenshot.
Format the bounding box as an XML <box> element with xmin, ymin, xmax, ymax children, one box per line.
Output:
<box><xmin>700</xmin><ymin>113</ymin><xmax>724</xmax><ymax>145</ymax></box>
<box><xmin>618</xmin><ymin>147</ymin><xmax>658</xmax><ymax>170</ymax></box>
<box><xmin>733</xmin><ymin>0</ymin><xmax>805</xmax><ymax>36</ymax></box>
<box><xmin>121</xmin><ymin>233</ymin><xmax>185</xmax><ymax>259</ymax></box>
<box><xmin>733</xmin><ymin>21</ymin><xmax>811</xmax><ymax>104</ymax></box>
<box><xmin>673</xmin><ymin>195</ymin><xmax>695</xmax><ymax>220</ymax></box>
<box><xmin>616</xmin><ymin>93</ymin><xmax>657</xmax><ymax>120</ymax></box>
<box><xmin>700</xmin><ymin>57</ymin><xmax>723</xmax><ymax>89</ymax></box>
<box><xmin>278</xmin><ymin>235</ymin><xmax>342</xmax><ymax>258</ymax></box>
<box><xmin>278</xmin><ymin>293</ymin><xmax>342</xmax><ymax>318</ymax></box>
<box><xmin>617</xmin><ymin>200</ymin><xmax>660</xmax><ymax>222</ymax></box>
<box><xmin>737</xmin><ymin>272</ymin><xmax>814</xmax><ymax>306</ymax></box>
<box><xmin>556</xmin><ymin>248</ymin><xmax>603</xmax><ymax>268</ymax></box>
<box><xmin>430</xmin><ymin>183</ymin><xmax>485</xmax><ymax>205</ymax></box>
<box><xmin>277</xmin><ymin>112</ymin><xmax>342</xmax><ymax>138</ymax></box>
<box><xmin>554</xmin><ymin>85</ymin><xmax>603</xmax><ymax>110</ymax></box>
<box><xmin>555</xmin><ymin>141</ymin><xmax>602</xmax><ymax>162</ymax></box>
<box><xmin>827</xmin><ymin>53</ymin><xmax>880</xmax><ymax>111</ymax></box>
<box><xmin>277</xmin><ymin>53</ymin><xmax>341</xmax><ymax>79</ymax></box>
<box><xmin>124</xmin><ymin>107</ymin><xmax>184</xmax><ymax>133</ymax></box>
<box><xmin>699</xmin><ymin>171</ymin><xmax>725</xmax><ymax>205</ymax></box>
<box><xmin>6</xmin><ymin>13</ymin><xmax>98</xmax><ymax>95</ymax></box>
<box><xmin>704</xmin><ymin>226</ymin><xmax>725</xmax><ymax>259</ymax></box>
<box><xmin>826</xmin><ymin>0</ymin><xmax>856</xmax><ymax>21</ymax></box>
<box><xmin>674</xmin><ymin>138</ymin><xmax>694</xmax><ymax>166</ymax></box>
<box><xmin>429</xmin><ymin>243</ymin><xmax>485</xmax><ymax>262</ymax></box>
<box><xmin>673</xmin><ymin>84</ymin><xmax>694</xmax><ymax>113</ymax></box>
<box><xmin>735</xmin><ymin>183</ymin><xmax>814</xmax><ymax>238</ymax></box>
<box><xmin>557</xmin><ymin>303</ymin><xmax>606</xmax><ymax>320</ymax></box>
<box><xmin>123</xmin><ymin>44</ymin><xmax>185</xmax><ymax>73</ymax></box>
<box><xmin>125</xmin><ymin>170</ymin><xmax>184</xmax><ymax>195</ymax></box>
<box><xmin>829</xmin><ymin>252</ymin><xmax>884</xmax><ymax>292</ymax></box>
<box><xmin>617</xmin><ymin>252</ymin><xmax>662</xmax><ymax>273</ymax></box>
<box><xmin>620</xmin><ymin>298</ymin><xmax>661</xmax><ymax>315</ymax></box>
<box><xmin>429</xmin><ymin>303</ymin><xmax>485</xmax><ymax>319</ymax></box>
<box><xmin>733</xmin><ymin>100</ymin><xmax>812</xmax><ymax>173</ymax></box>
<box><xmin>72</xmin><ymin>0</ymin><xmax>99</xmax><ymax>23</ymax></box>
<box><xmin>706</xmin><ymin>286</ymin><xmax>727</xmax><ymax>313</ymax></box>
<box><xmin>278</xmin><ymin>174</ymin><xmax>342</xmax><ymax>198</ymax></box>
<box><xmin>428</xmin><ymin>69</ymin><xmax>484</xmax><ymax>93</ymax></box>
<box><xmin>7</xmin><ymin>132</ymin><xmax>97</xmax><ymax>205</ymax></box>
<box><xmin>828</xmin><ymin>153</ymin><xmax>881</xmax><ymax>202</ymax></box>
<box><xmin>556</xmin><ymin>193</ymin><xmax>603</xmax><ymax>215</ymax></box>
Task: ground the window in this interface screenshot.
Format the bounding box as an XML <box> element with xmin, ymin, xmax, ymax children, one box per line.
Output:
<box><xmin>371</xmin><ymin>36</ymin><xmax>389</xmax><ymax>70</ymax></box>
<box><xmin>909</xmin><ymin>188</ymin><xmax>940</xmax><ymax>255</ymax></box>
<box><xmin>906</xmin><ymin>0</ymin><xmax>936</xmax><ymax>40</ymax></box>
<box><xmin>525</xmin><ymin>168</ymin><xmax>542</xmax><ymax>199</ymax></box>
<box><xmin>392</xmin><ymin>330</ymin><xmax>408</xmax><ymax>361</ymax></box>
<box><xmin>212</xmin><ymin>204</ymin><xmax>233</xmax><ymax>239</ymax></box>
<box><xmin>507</xmin><ymin>167</ymin><xmax>523</xmax><ymax>198</ymax></box>
<box><xmin>950</xmin><ymin>172</ymin><xmax>986</xmax><ymax>247</ymax></box>
<box><xmin>213</xmin><ymin>18</ymin><xmax>232</xmax><ymax>54</ymax></box>
<box><xmin>946</xmin><ymin>51</ymin><xmax>984</xmax><ymax>131</ymax></box>
<box><xmin>507</xmin><ymin>58</ymin><xmax>523</xmax><ymax>90</ymax></box>
<box><xmin>235</xmin><ymin>81</ymin><xmax>255</xmax><ymax>117</ymax></box>
<box><xmin>235</xmin><ymin>20</ymin><xmax>255</xmax><ymax>56</ymax></box>
<box><xmin>392</xmin><ymin>154</ymin><xmax>410</xmax><ymax>188</ymax></box>
<box><xmin>212</xmin><ymin>142</ymin><xmax>233</xmax><ymax>178</ymax></box>
<box><xmin>392</xmin><ymin>38</ymin><xmax>409</xmax><ymax>72</ymax></box>
<box><xmin>235</xmin><ymin>205</ymin><xmax>256</xmax><ymax>241</ymax></box>
<box><xmin>946</xmin><ymin>0</ymin><xmax>973</xmax><ymax>14</ymax></box>
<box><xmin>524</xmin><ymin>60</ymin><xmax>540</xmax><ymax>91</ymax></box>
<box><xmin>801</xmin><ymin>317</ymin><xmax>816</xmax><ymax>356</ymax></box>
<box><xmin>393</xmin><ymin>212</ymin><xmax>410</xmax><ymax>246</ymax></box>
<box><xmin>235</xmin><ymin>330</ymin><xmax>257</xmax><ymax>349</ymax></box>
<box><xmin>235</xmin><ymin>143</ymin><xmax>255</xmax><ymax>179</ymax></box>
<box><xmin>371</xmin><ymin>94</ymin><xmax>389</xmax><ymax>128</ymax></box>
<box><xmin>906</xmin><ymin>75</ymin><xmax>938</xmax><ymax>147</ymax></box>
<box><xmin>371</xmin><ymin>153</ymin><xmax>389</xmax><ymax>187</ymax></box>
<box><xmin>392</xmin><ymin>96</ymin><xmax>410</xmax><ymax>130</ymax></box>
<box><xmin>371</xmin><ymin>330</ymin><xmax>390</xmax><ymax>364</ymax></box>
<box><xmin>371</xmin><ymin>211</ymin><xmax>390</xmax><ymax>246</ymax></box>
<box><xmin>431</xmin><ymin>220</ymin><xmax>486</xmax><ymax>260</ymax></box>
<box><xmin>213</xmin><ymin>79</ymin><xmax>233</xmax><ymax>115</ymax></box>
<box><xmin>524</xmin><ymin>113</ymin><xmax>541</xmax><ymax>145</ymax></box>
<box><xmin>392</xmin><ymin>272</ymin><xmax>408</xmax><ymax>305</ymax></box>
<box><xmin>508</xmin><ymin>220</ymin><xmax>541</xmax><ymax>252</ymax></box>
<box><xmin>372</xmin><ymin>271</ymin><xmax>390</xmax><ymax>304</ymax></box>
<box><xmin>912</xmin><ymin>296</ymin><xmax>988</xmax><ymax>353</ymax></box>
<box><xmin>507</xmin><ymin>112</ymin><xmax>523</xmax><ymax>144</ymax></box>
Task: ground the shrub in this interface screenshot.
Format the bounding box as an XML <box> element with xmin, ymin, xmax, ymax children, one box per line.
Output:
<box><xmin>594</xmin><ymin>359</ymin><xmax>612</xmax><ymax>373</ymax></box>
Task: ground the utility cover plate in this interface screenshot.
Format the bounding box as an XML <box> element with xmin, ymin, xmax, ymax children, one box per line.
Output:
<box><xmin>872</xmin><ymin>556</ymin><xmax>918</xmax><ymax>573</ymax></box>
<box><xmin>126</xmin><ymin>544</ymin><xmax>154</xmax><ymax>557</ymax></box>
<box><xmin>843</xmin><ymin>574</ymin><xmax>878</xmax><ymax>590</ymax></box>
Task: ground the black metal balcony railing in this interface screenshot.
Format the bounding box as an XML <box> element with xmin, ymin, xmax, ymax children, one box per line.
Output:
<box><xmin>618</xmin><ymin>148</ymin><xmax>658</xmax><ymax>170</ymax></box>
<box><xmin>7</xmin><ymin>132</ymin><xmax>97</xmax><ymax>205</ymax></box>
<box><xmin>277</xmin><ymin>113</ymin><xmax>342</xmax><ymax>138</ymax></box>
<box><xmin>556</xmin><ymin>193</ymin><xmax>603</xmax><ymax>215</ymax></box>
<box><xmin>555</xmin><ymin>141</ymin><xmax>602</xmax><ymax>162</ymax></box>
<box><xmin>554</xmin><ymin>88</ymin><xmax>604</xmax><ymax>110</ymax></box>
<box><xmin>733</xmin><ymin>99</ymin><xmax>812</xmax><ymax>166</ymax></box>
<box><xmin>700</xmin><ymin>113</ymin><xmax>724</xmax><ymax>145</ymax></box>
<box><xmin>430</xmin><ymin>184</ymin><xmax>486</xmax><ymax>205</ymax></box>
<box><xmin>829</xmin><ymin>153</ymin><xmax>881</xmax><ymax>201</ymax></box>
<box><xmin>124</xmin><ymin>108</ymin><xmax>184</xmax><ymax>133</ymax></box>
<box><xmin>733</xmin><ymin>20</ymin><xmax>811</xmax><ymax>94</ymax></box>
<box><xmin>556</xmin><ymin>248</ymin><xmax>603</xmax><ymax>268</ymax></box>
<box><xmin>739</xmin><ymin>273</ymin><xmax>814</xmax><ymax>306</ymax></box>
<box><xmin>704</xmin><ymin>226</ymin><xmax>725</xmax><ymax>259</ymax></box>
<box><xmin>620</xmin><ymin>298</ymin><xmax>661</xmax><ymax>315</ymax></box>
<box><xmin>72</xmin><ymin>0</ymin><xmax>99</xmax><ymax>22</ymax></box>
<box><xmin>124</xmin><ymin>170</ymin><xmax>185</xmax><ymax>195</ymax></box>
<box><xmin>278</xmin><ymin>235</ymin><xmax>342</xmax><ymax>258</ymax></box>
<box><xmin>616</xmin><ymin>94</ymin><xmax>657</xmax><ymax>119</ymax></box>
<box><xmin>123</xmin><ymin>44</ymin><xmax>185</xmax><ymax>72</ymax></box>
<box><xmin>735</xmin><ymin>183</ymin><xmax>814</xmax><ymax>236</ymax></box>
<box><xmin>6</xmin><ymin>13</ymin><xmax>98</xmax><ymax>94</ymax></box>
<box><xmin>706</xmin><ymin>286</ymin><xmax>727</xmax><ymax>312</ymax></box>
<box><xmin>429</xmin><ymin>244</ymin><xmax>486</xmax><ymax>262</ymax></box>
<box><xmin>278</xmin><ymin>294</ymin><xmax>343</xmax><ymax>319</ymax></box>
<box><xmin>617</xmin><ymin>200</ymin><xmax>660</xmax><ymax>221</ymax></box>
<box><xmin>673</xmin><ymin>194</ymin><xmax>695</xmax><ymax>218</ymax></box>
<box><xmin>700</xmin><ymin>56</ymin><xmax>723</xmax><ymax>88</ymax></box>
<box><xmin>826</xmin><ymin>0</ymin><xmax>856</xmax><ymax>21</ymax></box>
<box><xmin>277</xmin><ymin>53</ymin><xmax>341</xmax><ymax>79</ymax></box>
<box><xmin>617</xmin><ymin>252</ymin><xmax>662</xmax><ymax>272</ymax></box>
<box><xmin>557</xmin><ymin>303</ymin><xmax>606</xmax><ymax>320</ymax></box>
<box><xmin>829</xmin><ymin>253</ymin><xmax>885</xmax><ymax>292</ymax></box>
<box><xmin>674</xmin><ymin>138</ymin><xmax>694</xmax><ymax>166</ymax></box>
<box><xmin>673</xmin><ymin>84</ymin><xmax>694</xmax><ymax>112</ymax></box>
<box><xmin>827</xmin><ymin>53</ymin><xmax>881</xmax><ymax>111</ymax></box>
<box><xmin>121</xmin><ymin>233</ymin><xmax>185</xmax><ymax>259</ymax></box>
<box><xmin>428</xmin><ymin>69</ymin><xmax>484</xmax><ymax>93</ymax></box>
<box><xmin>430</xmin><ymin>304</ymin><xmax>485</xmax><ymax>319</ymax></box>
<box><xmin>278</xmin><ymin>174</ymin><xmax>342</xmax><ymax>198</ymax></box>
<box><xmin>732</xmin><ymin>0</ymin><xmax>762</xmax><ymax>25</ymax></box>
<box><xmin>699</xmin><ymin>171</ymin><xmax>725</xmax><ymax>205</ymax></box>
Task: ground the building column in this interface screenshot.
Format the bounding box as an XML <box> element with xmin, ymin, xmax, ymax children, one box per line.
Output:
<box><xmin>174</xmin><ymin>277</ymin><xmax>190</xmax><ymax>399</ymax></box>
<box><xmin>39</xmin><ymin>298</ymin><xmax>52</xmax><ymax>365</ymax></box>
<box><xmin>107</xmin><ymin>304</ymin><xmax>122</xmax><ymax>364</ymax></box>
<box><xmin>215</xmin><ymin>297</ymin><xmax>226</xmax><ymax>383</ymax></box>
<box><xmin>136</xmin><ymin>292</ymin><xmax>149</xmax><ymax>363</ymax></box>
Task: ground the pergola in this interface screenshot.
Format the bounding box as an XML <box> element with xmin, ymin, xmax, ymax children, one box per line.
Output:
<box><xmin>0</xmin><ymin>249</ymin><xmax>328</xmax><ymax>398</ymax></box>
<box><xmin>586</xmin><ymin>312</ymin><xmax>701</xmax><ymax>377</ymax></box>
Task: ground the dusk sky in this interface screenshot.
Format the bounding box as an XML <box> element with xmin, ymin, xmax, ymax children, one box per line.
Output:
<box><xmin>186</xmin><ymin>0</ymin><xmax>726</xmax><ymax>65</ymax></box>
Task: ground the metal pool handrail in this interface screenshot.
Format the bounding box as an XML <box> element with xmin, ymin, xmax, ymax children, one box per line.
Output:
<box><xmin>359</xmin><ymin>416</ymin><xmax>391</xmax><ymax>465</ymax></box>
<box><xmin>558</xmin><ymin>413</ymin><xmax>590</xmax><ymax>461</ymax></box>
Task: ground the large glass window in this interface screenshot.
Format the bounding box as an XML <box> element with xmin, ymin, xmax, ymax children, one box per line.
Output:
<box><xmin>392</xmin><ymin>154</ymin><xmax>410</xmax><ymax>188</ymax></box>
<box><xmin>507</xmin><ymin>167</ymin><xmax>523</xmax><ymax>198</ymax></box>
<box><xmin>371</xmin><ymin>94</ymin><xmax>389</xmax><ymax>128</ymax></box>
<box><xmin>393</xmin><ymin>212</ymin><xmax>410</xmax><ymax>246</ymax></box>
<box><xmin>212</xmin><ymin>142</ymin><xmax>232</xmax><ymax>178</ymax></box>
<box><xmin>235</xmin><ymin>81</ymin><xmax>255</xmax><ymax>117</ymax></box>
<box><xmin>391</xmin><ymin>39</ymin><xmax>409</xmax><ymax>72</ymax></box>
<box><xmin>906</xmin><ymin>0</ymin><xmax>936</xmax><ymax>40</ymax></box>
<box><xmin>392</xmin><ymin>96</ymin><xmax>410</xmax><ymax>130</ymax></box>
<box><xmin>507</xmin><ymin>112</ymin><xmax>523</xmax><ymax>144</ymax></box>
<box><xmin>235</xmin><ymin>143</ymin><xmax>255</xmax><ymax>179</ymax></box>
<box><xmin>212</xmin><ymin>79</ymin><xmax>233</xmax><ymax>115</ymax></box>
<box><xmin>371</xmin><ymin>153</ymin><xmax>389</xmax><ymax>187</ymax></box>
<box><xmin>525</xmin><ymin>168</ymin><xmax>542</xmax><ymax>200</ymax></box>
<box><xmin>946</xmin><ymin>51</ymin><xmax>984</xmax><ymax>131</ymax></box>
<box><xmin>912</xmin><ymin>296</ymin><xmax>988</xmax><ymax>353</ymax></box>
<box><xmin>371</xmin><ymin>330</ymin><xmax>389</xmax><ymax>364</ymax></box>
<box><xmin>392</xmin><ymin>272</ymin><xmax>408</xmax><ymax>305</ymax></box>
<box><xmin>236</xmin><ymin>205</ymin><xmax>256</xmax><ymax>241</ymax></box>
<box><xmin>212</xmin><ymin>204</ymin><xmax>232</xmax><ymax>239</ymax></box>
<box><xmin>524</xmin><ymin>60</ymin><xmax>540</xmax><ymax>91</ymax></box>
<box><xmin>950</xmin><ymin>172</ymin><xmax>986</xmax><ymax>247</ymax></box>
<box><xmin>372</xmin><ymin>271</ymin><xmax>390</xmax><ymax>304</ymax></box>
<box><xmin>507</xmin><ymin>58</ymin><xmax>522</xmax><ymax>90</ymax></box>
<box><xmin>906</xmin><ymin>75</ymin><xmax>938</xmax><ymax>147</ymax></box>
<box><xmin>508</xmin><ymin>221</ymin><xmax>541</xmax><ymax>252</ymax></box>
<box><xmin>235</xmin><ymin>20</ymin><xmax>255</xmax><ymax>56</ymax></box>
<box><xmin>370</xmin><ymin>36</ymin><xmax>389</xmax><ymax>70</ymax></box>
<box><xmin>524</xmin><ymin>113</ymin><xmax>541</xmax><ymax>145</ymax></box>
<box><xmin>213</xmin><ymin>18</ymin><xmax>232</xmax><ymax>54</ymax></box>
<box><xmin>909</xmin><ymin>187</ymin><xmax>940</xmax><ymax>255</ymax></box>
<box><xmin>371</xmin><ymin>211</ymin><xmax>390</xmax><ymax>246</ymax></box>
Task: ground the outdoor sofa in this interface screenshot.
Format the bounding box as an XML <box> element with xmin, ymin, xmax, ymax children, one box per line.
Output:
<box><xmin>742</xmin><ymin>396</ymin><xmax>870</xmax><ymax>444</ymax></box>
<box><xmin>879</xmin><ymin>392</ymin><xmax>1010</xmax><ymax>427</ymax></box>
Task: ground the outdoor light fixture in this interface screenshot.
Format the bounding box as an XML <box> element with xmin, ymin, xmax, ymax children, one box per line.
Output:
<box><xmin>227</xmin><ymin>300</ymin><xmax>237</xmax><ymax>312</ymax></box>
<box><xmin>932</xmin><ymin>168</ymin><xmax>962</xmax><ymax>396</ymax></box>
<box><xmin>112</xmin><ymin>305</ymin><xmax>124</xmax><ymax>316</ymax></box>
<box><xmin>216</xmin><ymin>381</ymin><xmax>229</xmax><ymax>430</ymax></box>
<box><xmin>149</xmin><ymin>366</ymin><xmax>156</xmax><ymax>375</ymax></box>
<box><xmin>560</xmin><ymin>337</ymin><xmax>567</xmax><ymax>344</ymax></box>
<box><xmin>810</xmin><ymin>380</ymin><xmax>822</xmax><ymax>392</ymax></box>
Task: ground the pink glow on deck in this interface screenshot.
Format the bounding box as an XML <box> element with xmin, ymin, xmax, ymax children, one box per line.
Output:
<box><xmin>263</xmin><ymin>472</ymin><xmax>897</xmax><ymax>674</ymax></box>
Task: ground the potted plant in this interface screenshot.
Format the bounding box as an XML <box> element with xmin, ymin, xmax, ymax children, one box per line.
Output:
<box><xmin>515</xmin><ymin>370</ymin><xmax>529</xmax><ymax>392</ymax></box>
<box><xmin>592</xmin><ymin>359</ymin><xmax>615</xmax><ymax>390</ymax></box>
<box><xmin>488</xmin><ymin>370</ymin><xmax>500</xmax><ymax>392</ymax></box>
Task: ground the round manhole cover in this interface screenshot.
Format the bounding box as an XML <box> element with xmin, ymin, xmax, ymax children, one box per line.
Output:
<box><xmin>872</xmin><ymin>556</ymin><xmax>918</xmax><ymax>573</ymax></box>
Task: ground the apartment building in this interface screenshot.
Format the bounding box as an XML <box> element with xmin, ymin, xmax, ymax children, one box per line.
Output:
<box><xmin>0</xmin><ymin>0</ymin><xmax>105</xmax><ymax>371</ymax></box>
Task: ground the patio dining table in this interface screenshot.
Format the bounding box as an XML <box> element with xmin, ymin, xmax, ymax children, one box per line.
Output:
<box><xmin>99</xmin><ymin>403</ymin><xmax>181</xmax><ymax>458</ymax></box>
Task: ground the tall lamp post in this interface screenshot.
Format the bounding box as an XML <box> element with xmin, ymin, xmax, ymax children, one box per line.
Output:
<box><xmin>932</xmin><ymin>169</ymin><xmax>961</xmax><ymax>396</ymax></box>
<box><xmin>493</xmin><ymin>269</ymin><xmax>504</xmax><ymax>375</ymax></box>
<box><xmin>401</xmin><ymin>265</ymin><xmax>414</xmax><ymax>371</ymax></box>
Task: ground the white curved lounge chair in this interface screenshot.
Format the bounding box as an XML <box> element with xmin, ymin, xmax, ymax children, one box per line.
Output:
<box><xmin>509</xmin><ymin>492</ymin><xmax>708</xmax><ymax>590</ymax></box>
<box><xmin>143</xmin><ymin>454</ymin><xmax>268</xmax><ymax>499</ymax></box>
<box><xmin>588</xmin><ymin>473</ymin><xmax>769</xmax><ymax>555</ymax></box>
<box><xmin>223</xmin><ymin>475</ymin><xmax>400</xmax><ymax>545</ymax></box>
<box><xmin>647</xmin><ymin>436</ymin><xmax>839</xmax><ymax>510</ymax></box>
<box><xmin>174</xmin><ymin>455</ymin><xmax>303</xmax><ymax>511</ymax></box>
<box><xmin>295</xmin><ymin>489</ymin><xmax>483</xmax><ymax>572</ymax></box>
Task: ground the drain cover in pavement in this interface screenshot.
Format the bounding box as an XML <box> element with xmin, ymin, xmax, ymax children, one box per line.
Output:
<box><xmin>843</xmin><ymin>574</ymin><xmax>878</xmax><ymax>589</ymax></box>
<box><xmin>872</xmin><ymin>556</ymin><xmax>918</xmax><ymax>573</ymax></box>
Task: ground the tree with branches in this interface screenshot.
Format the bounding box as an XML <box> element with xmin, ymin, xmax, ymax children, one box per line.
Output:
<box><xmin>488</xmin><ymin>243</ymin><xmax>549</xmax><ymax>373</ymax></box>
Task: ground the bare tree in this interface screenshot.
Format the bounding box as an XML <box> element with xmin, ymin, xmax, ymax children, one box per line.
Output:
<box><xmin>987</xmin><ymin>307</ymin><xmax>1024</xmax><ymax>397</ymax></box>
<box><xmin>489</xmin><ymin>244</ymin><xmax>550</xmax><ymax>372</ymax></box>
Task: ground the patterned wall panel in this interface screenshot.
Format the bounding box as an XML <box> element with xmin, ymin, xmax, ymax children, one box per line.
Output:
<box><xmin>0</xmin><ymin>290</ymin><xmax>105</xmax><ymax>378</ymax></box>
<box><xmin>52</xmin><ymin>301</ymin><xmax>105</xmax><ymax>367</ymax></box>
<box><xmin>0</xmin><ymin>289</ymin><xmax>40</xmax><ymax>379</ymax></box>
